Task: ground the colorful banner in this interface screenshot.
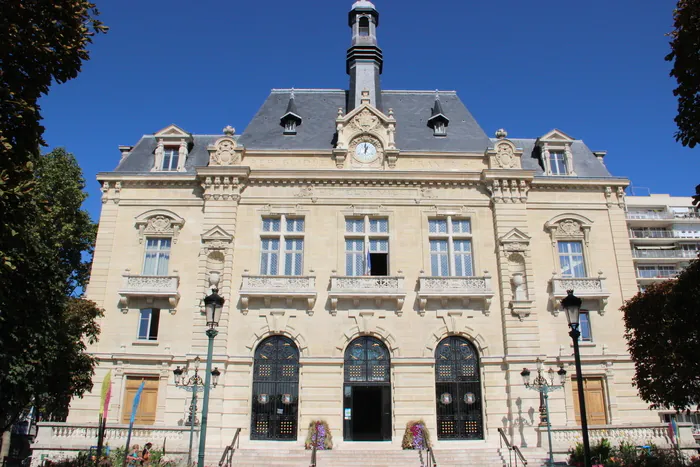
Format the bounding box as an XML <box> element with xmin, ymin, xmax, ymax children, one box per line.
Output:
<box><xmin>99</xmin><ymin>370</ymin><xmax>112</xmax><ymax>418</ymax></box>
<box><xmin>129</xmin><ymin>380</ymin><xmax>146</xmax><ymax>425</ymax></box>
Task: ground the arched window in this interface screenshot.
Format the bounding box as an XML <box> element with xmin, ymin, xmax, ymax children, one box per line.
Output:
<box><xmin>435</xmin><ymin>336</ymin><xmax>483</xmax><ymax>439</ymax></box>
<box><xmin>344</xmin><ymin>336</ymin><xmax>390</xmax><ymax>383</ymax></box>
<box><xmin>251</xmin><ymin>336</ymin><xmax>299</xmax><ymax>440</ymax></box>
<box><xmin>359</xmin><ymin>17</ymin><xmax>370</xmax><ymax>36</ymax></box>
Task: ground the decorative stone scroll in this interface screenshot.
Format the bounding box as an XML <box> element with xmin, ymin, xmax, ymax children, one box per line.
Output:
<box><xmin>134</xmin><ymin>210</ymin><xmax>185</xmax><ymax>244</ymax></box>
<box><xmin>486</xmin><ymin>179</ymin><xmax>531</xmax><ymax>203</ymax></box>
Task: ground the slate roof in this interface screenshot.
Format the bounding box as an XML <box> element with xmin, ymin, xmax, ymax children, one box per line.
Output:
<box><xmin>110</xmin><ymin>89</ymin><xmax>616</xmax><ymax>179</ymax></box>
<box><xmin>502</xmin><ymin>138</ymin><xmax>613</xmax><ymax>178</ymax></box>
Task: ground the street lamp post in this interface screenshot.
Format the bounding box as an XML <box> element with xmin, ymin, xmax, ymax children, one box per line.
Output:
<box><xmin>521</xmin><ymin>360</ymin><xmax>567</xmax><ymax>466</ymax></box>
<box><xmin>173</xmin><ymin>357</ymin><xmax>220</xmax><ymax>466</ymax></box>
<box><xmin>197</xmin><ymin>276</ymin><xmax>225</xmax><ymax>467</ymax></box>
<box><xmin>561</xmin><ymin>289</ymin><xmax>591</xmax><ymax>467</ymax></box>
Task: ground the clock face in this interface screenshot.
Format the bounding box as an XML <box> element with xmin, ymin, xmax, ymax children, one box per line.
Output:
<box><xmin>354</xmin><ymin>142</ymin><xmax>378</xmax><ymax>162</ymax></box>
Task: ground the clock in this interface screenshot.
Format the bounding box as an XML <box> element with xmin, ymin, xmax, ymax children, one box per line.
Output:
<box><xmin>354</xmin><ymin>141</ymin><xmax>378</xmax><ymax>162</ymax></box>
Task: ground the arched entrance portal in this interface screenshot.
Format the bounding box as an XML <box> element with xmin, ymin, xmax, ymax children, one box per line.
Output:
<box><xmin>251</xmin><ymin>335</ymin><xmax>299</xmax><ymax>440</ymax></box>
<box><xmin>343</xmin><ymin>336</ymin><xmax>392</xmax><ymax>441</ymax></box>
<box><xmin>435</xmin><ymin>336</ymin><xmax>484</xmax><ymax>439</ymax></box>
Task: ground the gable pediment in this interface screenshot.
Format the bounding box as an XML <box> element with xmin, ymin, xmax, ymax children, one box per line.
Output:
<box><xmin>155</xmin><ymin>124</ymin><xmax>190</xmax><ymax>138</ymax></box>
<box><xmin>500</xmin><ymin>228</ymin><xmax>531</xmax><ymax>244</ymax></box>
<box><xmin>539</xmin><ymin>128</ymin><xmax>574</xmax><ymax>143</ymax></box>
<box><xmin>201</xmin><ymin>225</ymin><xmax>233</xmax><ymax>243</ymax></box>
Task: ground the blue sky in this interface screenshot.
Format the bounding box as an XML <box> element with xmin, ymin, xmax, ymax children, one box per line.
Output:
<box><xmin>39</xmin><ymin>0</ymin><xmax>698</xmax><ymax>220</ymax></box>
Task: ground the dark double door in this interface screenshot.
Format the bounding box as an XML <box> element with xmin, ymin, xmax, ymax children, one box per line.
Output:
<box><xmin>343</xmin><ymin>336</ymin><xmax>392</xmax><ymax>441</ymax></box>
<box><xmin>251</xmin><ymin>336</ymin><xmax>299</xmax><ymax>440</ymax></box>
<box><xmin>435</xmin><ymin>336</ymin><xmax>484</xmax><ymax>439</ymax></box>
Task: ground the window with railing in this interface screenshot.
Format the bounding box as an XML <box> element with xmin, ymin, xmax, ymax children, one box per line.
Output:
<box><xmin>428</xmin><ymin>217</ymin><xmax>473</xmax><ymax>276</ymax></box>
<box><xmin>345</xmin><ymin>217</ymin><xmax>389</xmax><ymax>276</ymax></box>
<box><xmin>260</xmin><ymin>216</ymin><xmax>305</xmax><ymax>275</ymax></box>
<box><xmin>143</xmin><ymin>238</ymin><xmax>171</xmax><ymax>276</ymax></box>
<box><xmin>558</xmin><ymin>241</ymin><xmax>586</xmax><ymax>278</ymax></box>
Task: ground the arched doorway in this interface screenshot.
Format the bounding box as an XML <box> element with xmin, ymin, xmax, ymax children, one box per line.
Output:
<box><xmin>435</xmin><ymin>336</ymin><xmax>483</xmax><ymax>439</ymax></box>
<box><xmin>251</xmin><ymin>335</ymin><xmax>299</xmax><ymax>440</ymax></box>
<box><xmin>343</xmin><ymin>336</ymin><xmax>392</xmax><ymax>441</ymax></box>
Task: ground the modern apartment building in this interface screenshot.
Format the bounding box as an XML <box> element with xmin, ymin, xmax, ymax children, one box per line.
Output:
<box><xmin>626</xmin><ymin>194</ymin><xmax>700</xmax><ymax>291</ymax></box>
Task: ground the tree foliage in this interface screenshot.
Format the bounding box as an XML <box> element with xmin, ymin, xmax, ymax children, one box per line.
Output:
<box><xmin>666</xmin><ymin>0</ymin><xmax>700</xmax><ymax>148</ymax></box>
<box><xmin>0</xmin><ymin>149</ymin><xmax>103</xmax><ymax>431</ymax></box>
<box><xmin>0</xmin><ymin>0</ymin><xmax>106</xmax><ymax>270</ymax></box>
<box><xmin>622</xmin><ymin>257</ymin><xmax>700</xmax><ymax>410</ymax></box>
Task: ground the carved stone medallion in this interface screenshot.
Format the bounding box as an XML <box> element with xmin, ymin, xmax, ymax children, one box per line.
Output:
<box><xmin>351</xmin><ymin>109</ymin><xmax>380</xmax><ymax>133</ymax></box>
<box><xmin>495</xmin><ymin>143</ymin><xmax>515</xmax><ymax>169</ymax></box>
<box><xmin>211</xmin><ymin>139</ymin><xmax>239</xmax><ymax>166</ymax></box>
<box><xmin>556</xmin><ymin>220</ymin><xmax>582</xmax><ymax>237</ymax></box>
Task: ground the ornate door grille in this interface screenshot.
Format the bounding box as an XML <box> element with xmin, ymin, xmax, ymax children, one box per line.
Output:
<box><xmin>344</xmin><ymin>336</ymin><xmax>390</xmax><ymax>383</ymax></box>
<box><xmin>251</xmin><ymin>336</ymin><xmax>299</xmax><ymax>440</ymax></box>
<box><xmin>435</xmin><ymin>336</ymin><xmax>483</xmax><ymax>440</ymax></box>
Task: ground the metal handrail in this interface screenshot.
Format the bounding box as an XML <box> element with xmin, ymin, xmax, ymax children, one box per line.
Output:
<box><xmin>497</xmin><ymin>428</ymin><xmax>527</xmax><ymax>467</ymax></box>
<box><xmin>309</xmin><ymin>442</ymin><xmax>317</xmax><ymax>467</ymax></box>
<box><xmin>218</xmin><ymin>428</ymin><xmax>241</xmax><ymax>467</ymax></box>
<box><xmin>421</xmin><ymin>426</ymin><xmax>437</xmax><ymax>467</ymax></box>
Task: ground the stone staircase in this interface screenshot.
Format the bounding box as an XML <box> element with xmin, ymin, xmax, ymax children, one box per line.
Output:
<box><xmin>222</xmin><ymin>446</ymin><xmax>553</xmax><ymax>467</ymax></box>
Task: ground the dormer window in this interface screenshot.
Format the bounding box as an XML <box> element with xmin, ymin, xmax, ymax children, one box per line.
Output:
<box><xmin>284</xmin><ymin>120</ymin><xmax>297</xmax><ymax>134</ymax></box>
<box><xmin>433</xmin><ymin>121</ymin><xmax>446</xmax><ymax>136</ymax></box>
<box><xmin>162</xmin><ymin>148</ymin><xmax>179</xmax><ymax>171</ymax></box>
<box><xmin>359</xmin><ymin>17</ymin><xmax>370</xmax><ymax>36</ymax></box>
<box><xmin>280</xmin><ymin>91</ymin><xmax>302</xmax><ymax>135</ymax></box>
<box><xmin>549</xmin><ymin>151</ymin><xmax>567</xmax><ymax>175</ymax></box>
<box><xmin>427</xmin><ymin>93</ymin><xmax>449</xmax><ymax>137</ymax></box>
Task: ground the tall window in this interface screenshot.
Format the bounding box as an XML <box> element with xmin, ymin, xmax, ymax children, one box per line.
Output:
<box><xmin>345</xmin><ymin>217</ymin><xmax>389</xmax><ymax>276</ymax></box>
<box><xmin>579</xmin><ymin>310</ymin><xmax>592</xmax><ymax>342</ymax></box>
<box><xmin>358</xmin><ymin>17</ymin><xmax>370</xmax><ymax>36</ymax></box>
<box><xmin>549</xmin><ymin>151</ymin><xmax>567</xmax><ymax>175</ymax></box>
<box><xmin>138</xmin><ymin>308</ymin><xmax>160</xmax><ymax>341</ymax></box>
<box><xmin>260</xmin><ymin>216</ymin><xmax>305</xmax><ymax>275</ymax></box>
<box><xmin>429</xmin><ymin>217</ymin><xmax>473</xmax><ymax>276</ymax></box>
<box><xmin>162</xmin><ymin>148</ymin><xmax>179</xmax><ymax>171</ymax></box>
<box><xmin>143</xmin><ymin>238</ymin><xmax>171</xmax><ymax>275</ymax></box>
<box><xmin>558</xmin><ymin>241</ymin><xmax>585</xmax><ymax>277</ymax></box>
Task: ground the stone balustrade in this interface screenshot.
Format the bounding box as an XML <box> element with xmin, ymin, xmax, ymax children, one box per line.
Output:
<box><xmin>31</xmin><ymin>422</ymin><xmax>193</xmax><ymax>466</ymax></box>
<box><xmin>549</xmin><ymin>273</ymin><xmax>610</xmax><ymax>315</ymax></box>
<box><xmin>239</xmin><ymin>274</ymin><xmax>317</xmax><ymax>315</ymax></box>
<box><xmin>544</xmin><ymin>423</ymin><xmax>696</xmax><ymax>453</ymax></box>
<box><xmin>118</xmin><ymin>273</ymin><xmax>180</xmax><ymax>313</ymax></box>
<box><xmin>328</xmin><ymin>275</ymin><xmax>406</xmax><ymax>315</ymax></box>
<box><xmin>416</xmin><ymin>274</ymin><xmax>493</xmax><ymax>316</ymax></box>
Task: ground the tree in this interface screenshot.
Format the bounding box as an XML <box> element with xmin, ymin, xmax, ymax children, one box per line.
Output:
<box><xmin>0</xmin><ymin>0</ymin><xmax>106</xmax><ymax>270</ymax></box>
<box><xmin>622</xmin><ymin>257</ymin><xmax>700</xmax><ymax>410</ymax></box>
<box><xmin>666</xmin><ymin>0</ymin><xmax>700</xmax><ymax>148</ymax></box>
<box><xmin>0</xmin><ymin>148</ymin><xmax>103</xmax><ymax>431</ymax></box>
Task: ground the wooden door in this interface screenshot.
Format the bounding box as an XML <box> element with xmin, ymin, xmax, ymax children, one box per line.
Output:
<box><xmin>572</xmin><ymin>377</ymin><xmax>608</xmax><ymax>425</ymax></box>
<box><xmin>121</xmin><ymin>377</ymin><xmax>159</xmax><ymax>425</ymax></box>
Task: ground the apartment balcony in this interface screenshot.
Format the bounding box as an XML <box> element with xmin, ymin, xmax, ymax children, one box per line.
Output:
<box><xmin>549</xmin><ymin>273</ymin><xmax>610</xmax><ymax>315</ymax></box>
<box><xmin>627</xmin><ymin>211</ymin><xmax>700</xmax><ymax>221</ymax></box>
<box><xmin>328</xmin><ymin>275</ymin><xmax>406</xmax><ymax>315</ymax></box>
<box><xmin>629</xmin><ymin>229</ymin><xmax>700</xmax><ymax>240</ymax></box>
<box><xmin>239</xmin><ymin>274</ymin><xmax>317</xmax><ymax>315</ymax></box>
<box><xmin>635</xmin><ymin>268</ymin><xmax>681</xmax><ymax>282</ymax></box>
<box><xmin>118</xmin><ymin>272</ymin><xmax>180</xmax><ymax>313</ymax></box>
<box><xmin>632</xmin><ymin>249</ymin><xmax>698</xmax><ymax>260</ymax></box>
<box><xmin>416</xmin><ymin>273</ymin><xmax>494</xmax><ymax>316</ymax></box>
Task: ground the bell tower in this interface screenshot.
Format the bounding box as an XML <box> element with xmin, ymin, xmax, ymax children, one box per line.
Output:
<box><xmin>347</xmin><ymin>0</ymin><xmax>383</xmax><ymax>111</ymax></box>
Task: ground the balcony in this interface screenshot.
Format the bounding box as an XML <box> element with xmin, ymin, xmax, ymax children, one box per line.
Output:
<box><xmin>416</xmin><ymin>274</ymin><xmax>494</xmax><ymax>316</ymax></box>
<box><xmin>549</xmin><ymin>273</ymin><xmax>609</xmax><ymax>315</ymax></box>
<box><xmin>626</xmin><ymin>211</ymin><xmax>674</xmax><ymax>220</ymax></box>
<box><xmin>239</xmin><ymin>274</ymin><xmax>317</xmax><ymax>315</ymax></box>
<box><xmin>629</xmin><ymin>229</ymin><xmax>700</xmax><ymax>239</ymax></box>
<box><xmin>636</xmin><ymin>268</ymin><xmax>681</xmax><ymax>281</ymax></box>
<box><xmin>632</xmin><ymin>249</ymin><xmax>698</xmax><ymax>260</ymax></box>
<box><xmin>328</xmin><ymin>275</ymin><xmax>406</xmax><ymax>315</ymax></box>
<box><xmin>118</xmin><ymin>272</ymin><xmax>180</xmax><ymax>313</ymax></box>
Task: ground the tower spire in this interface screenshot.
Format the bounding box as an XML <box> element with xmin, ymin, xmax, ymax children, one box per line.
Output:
<box><xmin>347</xmin><ymin>0</ymin><xmax>383</xmax><ymax>111</ymax></box>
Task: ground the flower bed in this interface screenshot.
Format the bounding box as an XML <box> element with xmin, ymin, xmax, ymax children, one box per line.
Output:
<box><xmin>401</xmin><ymin>420</ymin><xmax>430</xmax><ymax>450</ymax></box>
<box><xmin>304</xmin><ymin>420</ymin><xmax>333</xmax><ymax>450</ymax></box>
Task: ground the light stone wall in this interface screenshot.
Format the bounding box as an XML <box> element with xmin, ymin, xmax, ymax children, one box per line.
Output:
<box><xmin>65</xmin><ymin>150</ymin><xmax>663</xmax><ymax>453</ymax></box>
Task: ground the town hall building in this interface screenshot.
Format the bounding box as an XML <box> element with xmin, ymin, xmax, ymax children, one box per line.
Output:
<box><xmin>32</xmin><ymin>1</ymin><xmax>697</xmax><ymax>465</ymax></box>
